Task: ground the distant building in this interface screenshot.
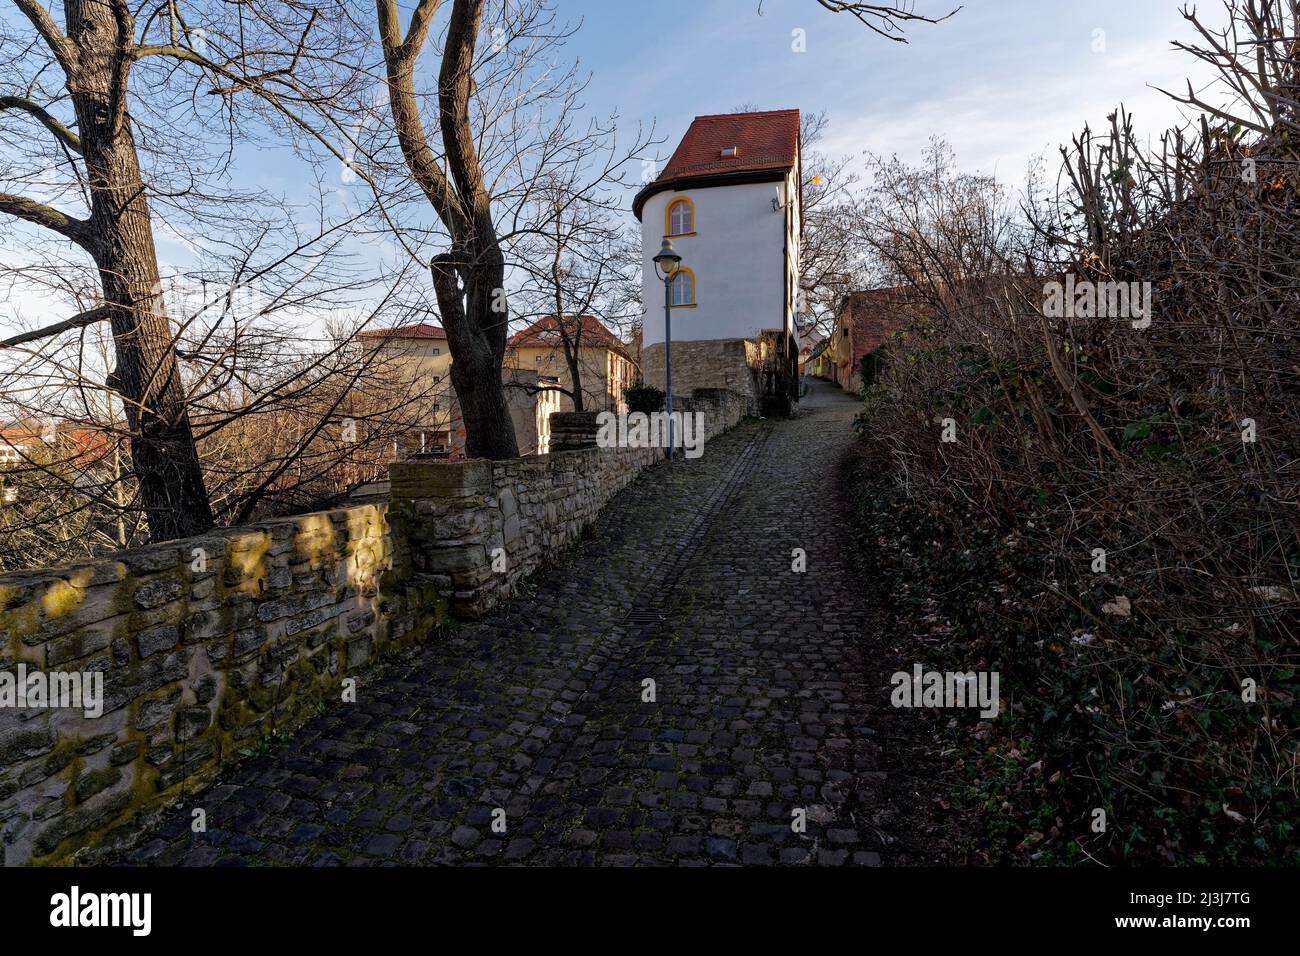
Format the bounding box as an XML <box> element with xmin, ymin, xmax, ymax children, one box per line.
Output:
<box><xmin>505</xmin><ymin>314</ymin><xmax>636</xmax><ymax>414</ymax></box>
<box><xmin>633</xmin><ymin>108</ymin><xmax>802</xmax><ymax>414</ymax></box>
<box><xmin>358</xmin><ymin>322</ymin><xmax>456</xmax><ymax>454</ymax></box>
<box><xmin>798</xmin><ymin>333</ymin><xmax>826</xmax><ymax>376</ymax></box>
<box><xmin>359</xmin><ymin>320</ymin><xmax>563</xmax><ymax>460</ymax></box>
<box><xmin>826</xmin><ymin>288</ymin><xmax>917</xmax><ymax>395</ymax></box>
<box><xmin>0</xmin><ymin>421</ymin><xmax>117</xmax><ymax>505</ymax></box>
<box><xmin>0</xmin><ymin>425</ymin><xmax>35</xmax><ymax>504</ymax></box>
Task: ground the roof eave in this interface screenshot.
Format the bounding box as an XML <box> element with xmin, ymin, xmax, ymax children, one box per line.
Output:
<box><xmin>632</xmin><ymin>166</ymin><xmax>792</xmax><ymax>221</ymax></box>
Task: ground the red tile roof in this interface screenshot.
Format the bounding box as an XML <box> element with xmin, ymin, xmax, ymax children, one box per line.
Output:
<box><xmin>657</xmin><ymin>109</ymin><xmax>800</xmax><ymax>181</ymax></box>
<box><xmin>634</xmin><ymin>109</ymin><xmax>800</xmax><ymax>219</ymax></box>
<box><xmin>358</xmin><ymin>322</ymin><xmax>447</xmax><ymax>339</ymax></box>
<box><xmin>508</xmin><ymin>315</ymin><xmax>632</xmax><ymax>361</ymax></box>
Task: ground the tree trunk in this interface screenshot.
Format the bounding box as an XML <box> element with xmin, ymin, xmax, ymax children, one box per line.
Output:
<box><xmin>377</xmin><ymin>0</ymin><xmax>519</xmax><ymax>460</ymax></box>
<box><xmin>66</xmin><ymin>0</ymin><xmax>214</xmax><ymax>541</ymax></box>
<box><xmin>431</xmin><ymin>253</ymin><xmax>519</xmax><ymax>460</ymax></box>
<box><xmin>564</xmin><ymin>345</ymin><xmax>585</xmax><ymax>413</ymax></box>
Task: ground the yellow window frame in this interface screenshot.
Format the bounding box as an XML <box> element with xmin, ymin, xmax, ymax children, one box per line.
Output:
<box><xmin>669</xmin><ymin>267</ymin><xmax>696</xmax><ymax>308</ymax></box>
<box><xmin>665</xmin><ymin>196</ymin><xmax>696</xmax><ymax>238</ymax></box>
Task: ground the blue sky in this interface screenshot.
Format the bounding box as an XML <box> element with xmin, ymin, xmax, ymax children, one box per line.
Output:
<box><xmin>1</xmin><ymin>0</ymin><xmax>1225</xmax><ymax>334</ymax></box>
<box><xmin>563</xmin><ymin>0</ymin><xmax>1222</xmax><ymax>178</ymax></box>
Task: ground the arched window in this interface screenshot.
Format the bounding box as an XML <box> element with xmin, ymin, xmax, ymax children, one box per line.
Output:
<box><xmin>670</xmin><ymin>268</ymin><xmax>695</xmax><ymax>307</ymax></box>
<box><xmin>665</xmin><ymin>197</ymin><xmax>694</xmax><ymax>237</ymax></box>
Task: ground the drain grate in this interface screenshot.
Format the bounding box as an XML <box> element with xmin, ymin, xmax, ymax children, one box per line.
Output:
<box><xmin>624</xmin><ymin>609</ymin><xmax>666</xmax><ymax>627</ymax></box>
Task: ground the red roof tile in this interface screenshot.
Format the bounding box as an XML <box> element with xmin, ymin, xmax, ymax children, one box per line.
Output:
<box><xmin>508</xmin><ymin>315</ymin><xmax>631</xmax><ymax>361</ymax></box>
<box><xmin>358</xmin><ymin>322</ymin><xmax>447</xmax><ymax>339</ymax></box>
<box><xmin>634</xmin><ymin>109</ymin><xmax>800</xmax><ymax>219</ymax></box>
<box><xmin>656</xmin><ymin>109</ymin><xmax>800</xmax><ymax>182</ymax></box>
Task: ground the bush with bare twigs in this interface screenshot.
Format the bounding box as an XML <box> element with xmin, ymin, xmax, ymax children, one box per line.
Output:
<box><xmin>853</xmin><ymin>1</ymin><xmax>1298</xmax><ymax>863</ymax></box>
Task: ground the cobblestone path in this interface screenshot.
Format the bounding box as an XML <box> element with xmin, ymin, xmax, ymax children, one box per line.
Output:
<box><xmin>111</xmin><ymin>379</ymin><xmax>891</xmax><ymax>866</ymax></box>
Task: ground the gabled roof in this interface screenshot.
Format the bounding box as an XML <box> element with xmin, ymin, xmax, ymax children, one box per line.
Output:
<box><xmin>658</xmin><ymin>109</ymin><xmax>800</xmax><ymax>181</ymax></box>
<box><xmin>633</xmin><ymin>109</ymin><xmax>801</xmax><ymax>219</ymax></box>
<box><xmin>803</xmin><ymin>336</ymin><xmax>830</xmax><ymax>361</ymax></box>
<box><xmin>508</xmin><ymin>315</ymin><xmax>632</xmax><ymax>361</ymax></box>
<box><xmin>358</xmin><ymin>322</ymin><xmax>447</xmax><ymax>340</ymax></box>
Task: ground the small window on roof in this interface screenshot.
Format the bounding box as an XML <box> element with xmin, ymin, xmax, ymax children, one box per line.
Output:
<box><xmin>721</xmin><ymin>146</ymin><xmax>739</xmax><ymax>158</ymax></box>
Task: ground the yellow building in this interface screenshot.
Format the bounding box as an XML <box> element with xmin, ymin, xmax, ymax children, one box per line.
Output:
<box><xmin>505</xmin><ymin>315</ymin><xmax>636</xmax><ymax>414</ymax></box>
<box><xmin>357</xmin><ymin>322</ymin><xmax>456</xmax><ymax>452</ymax></box>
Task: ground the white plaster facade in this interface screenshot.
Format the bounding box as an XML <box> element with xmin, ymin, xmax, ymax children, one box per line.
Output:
<box><xmin>639</xmin><ymin>169</ymin><xmax>801</xmax><ymax>349</ymax></box>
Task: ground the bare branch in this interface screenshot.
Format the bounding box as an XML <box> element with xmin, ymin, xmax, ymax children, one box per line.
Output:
<box><xmin>0</xmin><ymin>95</ymin><xmax>82</xmax><ymax>151</ymax></box>
<box><xmin>0</xmin><ymin>191</ymin><xmax>96</xmax><ymax>252</ymax></box>
<box><xmin>12</xmin><ymin>0</ymin><xmax>79</xmax><ymax>74</ymax></box>
<box><xmin>0</xmin><ymin>306</ymin><xmax>110</xmax><ymax>350</ymax></box>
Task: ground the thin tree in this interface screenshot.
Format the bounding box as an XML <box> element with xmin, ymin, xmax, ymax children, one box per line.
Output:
<box><xmin>1</xmin><ymin>0</ymin><xmax>215</xmax><ymax>539</ymax></box>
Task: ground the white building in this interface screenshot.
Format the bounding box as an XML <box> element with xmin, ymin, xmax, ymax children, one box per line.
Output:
<box><xmin>634</xmin><ymin>108</ymin><xmax>803</xmax><ymax>413</ymax></box>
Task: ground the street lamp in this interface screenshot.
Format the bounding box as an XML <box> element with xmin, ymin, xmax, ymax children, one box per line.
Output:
<box><xmin>653</xmin><ymin>237</ymin><xmax>683</xmax><ymax>460</ymax></box>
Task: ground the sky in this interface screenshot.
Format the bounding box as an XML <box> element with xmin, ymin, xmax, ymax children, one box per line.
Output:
<box><xmin>563</xmin><ymin>0</ymin><xmax>1224</xmax><ymax>180</ymax></box>
<box><xmin>0</xmin><ymin>0</ymin><xmax>1227</xmax><ymax>337</ymax></box>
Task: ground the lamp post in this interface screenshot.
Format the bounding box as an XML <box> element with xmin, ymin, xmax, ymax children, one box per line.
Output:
<box><xmin>653</xmin><ymin>237</ymin><xmax>683</xmax><ymax>460</ymax></box>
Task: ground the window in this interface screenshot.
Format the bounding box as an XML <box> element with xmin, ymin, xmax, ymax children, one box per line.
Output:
<box><xmin>431</xmin><ymin>347</ymin><xmax>441</xmax><ymax>355</ymax></box>
<box><xmin>670</xmin><ymin>268</ymin><xmax>695</xmax><ymax>307</ymax></box>
<box><xmin>665</xmin><ymin>197</ymin><xmax>694</xmax><ymax>237</ymax></box>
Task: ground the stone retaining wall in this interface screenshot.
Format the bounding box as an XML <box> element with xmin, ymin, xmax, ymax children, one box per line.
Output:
<box><xmin>641</xmin><ymin>339</ymin><xmax>759</xmax><ymax>408</ymax></box>
<box><xmin>0</xmin><ymin>391</ymin><xmax>747</xmax><ymax>865</ymax></box>
<box><xmin>391</xmin><ymin>443</ymin><xmax>661</xmax><ymax>619</ymax></box>
<box><xmin>0</xmin><ymin>503</ymin><xmax>443</xmax><ymax>865</ymax></box>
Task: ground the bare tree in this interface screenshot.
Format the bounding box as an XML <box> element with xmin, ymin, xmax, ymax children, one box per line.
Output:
<box><xmin>373</xmin><ymin>0</ymin><xmax>521</xmax><ymax>459</ymax></box>
<box><xmin>0</xmin><ymin>1</ymin><xmax>440</xmax><ymax>565</ymax></box>
<box><xmin>369</xmin><ymin>0</ymin><xmax>654</xmax><ymax>456</ymax></box>
<box><xmin>797</xmin><ymin>110</ymin><xmax>868</xmax><ymax>337</ymax></box>
<box><xmin>0</xmin><ymin>0</ymin><xmax>389</xmax><ymax>542</ymax></box>
<box><xmin>1</xmin><ymin>0</ymin><xmax>216</xmax><ymax>539</ymax></box>
<box><xmin>508</xmin><ymin>121</ymin><xmax>647</xmax><ymax>413</ymax></box>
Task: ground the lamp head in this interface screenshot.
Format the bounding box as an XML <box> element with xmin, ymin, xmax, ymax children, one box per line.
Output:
<box><xmin>653</xmin><ymin>237</ymin><xmax>682</xmax><ymax>277</ymax></box>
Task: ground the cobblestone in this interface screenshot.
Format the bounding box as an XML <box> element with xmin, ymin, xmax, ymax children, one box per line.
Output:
<box><xmin>106</xmin><ymin>380</ymin><xmax>887</xmax><ymax>866</ymax></box>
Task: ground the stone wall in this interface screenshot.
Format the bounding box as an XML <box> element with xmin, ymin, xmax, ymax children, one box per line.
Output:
<box><xmin>0</xmin><ymin>396</ymin><xmax>747</xmax><ymax>865</ymax></box>
<box><xmin>390</xmin><ymin>442</ymin><xmax>660</xmax><ymax>620</ymax></box>
<box><xmin>642</xmin><ymin>339</ymin><xmax>759</xmax><ymax>408</ymax></box>
<box><xmin>0</xmin><ymin>504</ymin><xmax>442</xmax><ymax>866</ymax></box>
<box><xmin>676</xmin><ymin>388</ymin><xmax>751</xmax><ymax>442</ymax></box>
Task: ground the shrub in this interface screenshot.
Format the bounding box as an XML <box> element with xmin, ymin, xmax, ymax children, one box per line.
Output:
<box><xmin>624</xmin><ymin>383</ymin><xmax>665</xmax><ymax>415</ymax></box>
<box><xmin>849</xmin><ymin>9</ymin><xmax>1299</xmax><ymax>864</ymax></box>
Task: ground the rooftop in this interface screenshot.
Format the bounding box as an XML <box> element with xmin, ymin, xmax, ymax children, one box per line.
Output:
<box><xmin>508</xmin><ymin>315</ymin><xmax>632</xmax><ymax>361</ymax></box>
<box><xmin>358</xmin><ymin>322</ymin><xmax>448</xmax><ymax>340</ymax></box>
<box><xmin>633</xmin><ymin>109</ymin><xmax>800</xmax><ymax>219</ymax></box>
